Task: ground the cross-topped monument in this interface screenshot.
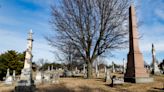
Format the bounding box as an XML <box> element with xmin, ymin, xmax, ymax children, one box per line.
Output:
<box><xmin>15</xmin><ymin>30</ymin><xmax>35</xmax><ymax>92</ymax></box>
<box><xmin>124</xmin><ymin>5</ymin><xmax>153</xmax><ymax>83</ymax></box>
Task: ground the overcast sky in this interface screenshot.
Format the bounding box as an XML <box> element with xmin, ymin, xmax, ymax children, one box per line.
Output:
<box><xmin>0</xmin><ymin>0</ymin><xmax>163</xmax><ymax>65</ymax></box>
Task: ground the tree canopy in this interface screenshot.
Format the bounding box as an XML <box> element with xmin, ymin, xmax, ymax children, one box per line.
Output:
<box><xmin>47</xmin><ymin>0</ymin><xmax>130</xmax><ymax>78</ymax></box>
<box><xmin>0</xmin><ymin>50</ymin><xmax>25</xmax><ymax>80</ymax></box>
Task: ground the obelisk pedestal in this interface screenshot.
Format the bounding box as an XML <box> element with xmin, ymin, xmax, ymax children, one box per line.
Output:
<box><xmin>124</xmin><ymin>5</ymin><xmax>153</xmax><ymax>83</ymax></box>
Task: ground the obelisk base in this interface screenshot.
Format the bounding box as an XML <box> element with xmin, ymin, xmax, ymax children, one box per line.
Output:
<box><xmin>124</xmin><ymin>52</ymin><xmax>154</xmax><ymax>83</ymax></box>
<box><xmin>124</xmin><ymin>77</ymin><xmax>154</xmax><ymax>83</ymax></box>
<box><xmin>15</xmin><ymin>68</ymin><xmax>35</xmax><ymax>92</ymax></box>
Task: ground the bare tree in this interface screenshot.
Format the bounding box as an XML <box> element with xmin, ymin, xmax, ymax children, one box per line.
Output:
<box><xmin>47</xmin><ymin>0</ymin><xmax>130</xmax><ymax>78</ymax></box>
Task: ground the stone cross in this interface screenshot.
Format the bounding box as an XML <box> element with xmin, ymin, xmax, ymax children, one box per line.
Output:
<box><xmin>151</xmin><ymin>44</ymin><xmax>160</xmax><ymax>75</ymax></box>
<box><xmin>124</xmin><ymin>5</ymin><xmax>153</xmax><ymax>83</ymax></box>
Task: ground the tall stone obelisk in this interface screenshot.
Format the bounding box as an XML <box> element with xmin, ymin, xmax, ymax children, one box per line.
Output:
<box><xmin>151</xmin><ymin>44</ymin><xmax>160</xmax><ymax>75</ymax></box>
<box><xmin>20</xmin><ymin>29</ymin><xmax>33</xmax><ymax>82</ymax></box>
<box><xmin>124</xmin><ymin>5</ymin><xmax>153</xmax><ymax>83</ymax></box>
<box><xmin>15</xmin><ymin>30</ymin><xmax>35</xmax><ymax>92</ymax></box>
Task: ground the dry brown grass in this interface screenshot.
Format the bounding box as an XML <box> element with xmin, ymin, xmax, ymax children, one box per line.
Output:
<box><xmin>0</xmin><ymin>74</ymin><xmax>164</xmax><ymax>92</ymax></box>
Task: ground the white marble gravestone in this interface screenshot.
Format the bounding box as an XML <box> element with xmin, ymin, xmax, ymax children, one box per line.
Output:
<box><xmin>151</xmin><ymin>44</ymin><xmax>161</xmax><ymax>75</ymax></box>
<box><xmin>123</xmin><ymin>58</ymin><xmax>126</xmax><ymax>74</ymax></box>
<box><xmin>95</xmin><ymin>61</ymin><xmax>99</xmax><ymax>78</ymax></box>
<box><xmin>105</xmin><ymin>69</ymin><xmax>111</xmax><ymax>82</ymax></box>
<box><xmin>13</xmin><ymin>70</ymin><xmax>16</xmax><ymax>80</ymax></box>
<box><xmin>6</xmin><ymin>68</ymin><xmax>10</xmax><ymax>77</ymax></box>
<box><xmin>83</xmin><ymin>64</ymin><xmax>86</xmax><ymax>74</ymax></box>
<box><xmin>5</xmin><ymin>69</ymin><xmax>13</xmax><ymax>85</ymax></box>
<box><xmin>5</xmin><ymin>76</ymin><xmax>13</xmax><ymax>85</ymax></box>
<box><xmin>104</xmin><ymin>66</ymin><xmax>107</xmax><ymax>73</ymax></box>
<box><xmin>35</xmin><ymin>71</ymin><xmax>43</xmax><ymax>84</ymax></box>
<box><xmin>112</xmin><ymin>61</ymin><xmax>115</xmax><ymax>73</ymax></box>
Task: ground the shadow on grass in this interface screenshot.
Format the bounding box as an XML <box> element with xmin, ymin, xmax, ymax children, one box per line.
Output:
<box><xmin>147</xmin><ymin>87</ymin><xmax>164</xmax><ymax>92</ymax></box>
<box><xmin>105</xmin><ymin>83</ymin><xmax>132</xmax><ymax>92</ymax></box>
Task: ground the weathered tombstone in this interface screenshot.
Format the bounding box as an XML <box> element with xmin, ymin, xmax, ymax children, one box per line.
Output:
<box><xmin>63</xmin><ymin>70</ymin><xmax>72</xmax><ymax>77</ymax></box>
<box><xmin>83</xmin><ymin>64</ymin><xmax>86</xmax><ymax>74</ymax></box>
<box><xmin>75</xmin><ymin>67</ymin><xmax>78</xmax><ymax>74</ymax></box>
<box><xmin>52</xmin><ymin>73</ymin><xmax>60</xmax><ymax>84</ymax></box>
<box><xmin>112</xmin><ymin>61</ymin><xmax>115</xmax><ymax>73</ymax></box>
<box><xmin>13</xmin><ymin>70</ymin><xmax>16</xmax><ymax>80</ymax></box>
<box><xmin>48</xmin><ymin>66</ymin><xmax>50</xmax><ymax>71</ymax></box>
<box><xmin>123</xmin><ymin>58</ymin><xmax>126</xmax><ymax>74</ymax></box>
<box><xmin>5</xmin><ymin>76</ymin><xmax>13</xmax><ymax>85</ymax></box>
<box><xmin>35</xmin><ymin>71</ymin><xmax>43</xmax><ymax>84</ymax></box>
<box><xmin>111</xmin><ymin>75</ymin><xmax>124</xmax><ymax>87</ymax></box>
<box><xmin>95</xmin><ymin>61</ymin><xmax>99</xmax><ymax>78</ymax></box>
<box><xmin>6</xmin><ymin>68</ymin><xmax>10</xmax><ymax>77</ymax></box>
<box><xmin>151</xmin><ymin>44</ymin><xmax>161</xmax><ymax>75</ymax></box>
<box><xmin>5</xmin><ymin>69</ymin><xmax>13</xmax><ymax>85</ymax></box>
<box><xmin>15</xmin><ymin>30</ymin><xmax>35</xmax><ymax>92</ymax></box>
<box><xmin>124</xmin><ymin>5</ymin><xmax>153</xmax><ymax>83</ymax></box>
<box><xmin>51</xmin><ymin>65</ymin><xmax>53</xmax><ymax>71</ymax></box>
<box><xmin>44</xmin><ymin>73</ymin><xmax>51</xmax><ymax>82</ymax></box>
<box><xmin>105</xmin><ymin>69</ymin><xmax>111</xmax><ymax>82</ymax></box>
<box><xmin>104</xmin><ymin>66</ymin><xmax>107</xmax><ymax>73</ymax></box>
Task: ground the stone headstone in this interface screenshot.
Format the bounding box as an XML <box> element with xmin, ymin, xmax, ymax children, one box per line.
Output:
<box><xmin>6</xmin><ymin>68</ymin><xmax>10</xmax><ymax>77</ymax></box>
<box><xmin>151</xmin><ymin>44</ymin><xmax>161</xmax><ymax>75</ymax></box>
<box><xmin>105</xmin><ymin>69</ymin><xmax>111</xmax><ymax>82</ymax></box>
<box><xmin>104</xmin><ymin>66</ymin><xmax>107</xmax><ymax>73</ymax></box>
<box><xmin>44</xmin><ymin>73</ymin><xmax>51</xmax><ymax>82</ymax></box>
<box><xmin>95</xmin><ymin>61</ymin><xmax>99</xmax><ymax>78</ymax></box>
<box><xmin>13</xmin><ymin>70</ymin><xmax>16</xmax><ymax>80</ymax></box>
<box><xmin>35</xmin><ymin>71</ymin><xmax>43</xmax><ymax>84</ymax></box>
<box><xmin>123</xmin><ymin>58</ymin><xmax>126</xmax><ymax>74</ymax></box>
<box><xmin>51</xmin><ymin>65</ymin><xmax>53</xmax><ymax>71</ymax></box>
<box><xmin>83</xmin><ymin>64</ymin><xmax>86</xmax><ymax>74</ymax></box>
<box><xmin>124</xmin><ymin>5</ymin><xmax>153</xmax><ymax>83</ymax></box>
<box><xmin>52</xmin><ymin>73</ymin><xmax>60</xmax><ymax>84</ymax></box>
<box><xmin>5</xmin><ymin>76</ymin><xmax>13</xmax><ymax>85</ymax></box>
<box><xmin>48</xmin><ymin>66</ymin><xmax>50</xmax><ymax>71</ymax></box>
<box><xmin>75</xmin><ymin>67</ymin><xmax>78</xmax><ymax>74</ymax></box>
<box><xmin>5</xmin><ymin>69</ymin><xmax>13</xmax><ymax>85</ymax></box>
<box><xmin>112</xmin><ymin>61</ymin><xmax>115</xmax><ymax>73</ymax></box>
<box><xmin>110</xmin><ymin>76</ymin><xmax>124</xmax><ymax>87</ymax></box>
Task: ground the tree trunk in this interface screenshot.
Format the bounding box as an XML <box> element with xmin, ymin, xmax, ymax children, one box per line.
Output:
<box><xmin>87</xmin><ymin>61</ymin><xmax>93</xmax><ymax>78</ymax></box>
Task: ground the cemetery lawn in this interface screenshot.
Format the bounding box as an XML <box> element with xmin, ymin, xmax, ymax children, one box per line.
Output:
<box><xmin>36</xmin><ymin>75</ymin><xmax>164</xmax><ymax>92</ymax></box>
<box><xmin>0</xmin><ymin>75</ymin><xmax>164</xmax><ymax>92</ymax></box>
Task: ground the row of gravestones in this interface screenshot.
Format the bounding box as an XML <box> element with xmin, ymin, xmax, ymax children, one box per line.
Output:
<box><xmin>4</xmin><ymin>69</ymin><xmax>15</xmax><ymax>85</ymax></box>
<box><xmin>35</xmin><ymin>70</ymin><xmax>60</xmax><ymax>84</ymax></box>
<box><xmin>4</xmin><ymin>67</ymin><xmax>61</xmax><ymax>85</ymax></box>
